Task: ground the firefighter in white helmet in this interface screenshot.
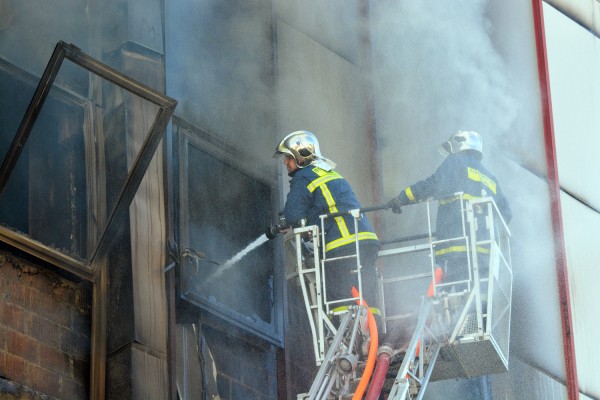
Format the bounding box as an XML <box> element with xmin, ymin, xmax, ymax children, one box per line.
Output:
<box><xmin>274</xmin><ymin>130</ymin><xmax>381</xmax><ymax>306</ymax></box>
<box><xmin>386</xmin><ymin>130</ymin><xmax>512</xmax><ymax>283</ymax></box>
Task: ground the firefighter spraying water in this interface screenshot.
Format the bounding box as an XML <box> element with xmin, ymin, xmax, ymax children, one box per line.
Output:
<box><xmin>273</xmin><ymin>130</ymin><xmax>381</xmax><ymax>311</ymax></box>
<box><xmin>269</xmin><ymin>130</ymin><xmax>513</xmax><ymax>399</ymax></box>
<box><xmin>170</xmin><ymin>130</ymin><xmax>514</xmax><ymax>399</ymax></box>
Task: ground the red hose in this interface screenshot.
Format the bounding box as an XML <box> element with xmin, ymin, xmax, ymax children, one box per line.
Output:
<box><xmin>365</xmin><ymin>348</ymin><xmax>392</xmax><ymax>400</ymax></box>
<box><xmin>351</xmin><ymin>287</ymin><xmax>378</xmax><ymax>400</ymax></box>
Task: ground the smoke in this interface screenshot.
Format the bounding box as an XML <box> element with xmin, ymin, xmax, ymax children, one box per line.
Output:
<box><xmin>167</xmin><ymin>0</ymin><xmax>276</xmax><ymax>177</ymax></box>
<box><xmin>370</xmin><ymin>0</ymin><xmax>519</xmax><ymax>193</ymax></box>
<box><xmin>367</xmin><ymin>1</ymin><xmax>568</xmax><ymax>384</ymax></box>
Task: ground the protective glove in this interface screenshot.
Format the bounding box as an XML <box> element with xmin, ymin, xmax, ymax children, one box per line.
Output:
<box><xmin>386</xmin><ymin>197</ymin><xmax>403</xmax><ymax>214</ymax></box>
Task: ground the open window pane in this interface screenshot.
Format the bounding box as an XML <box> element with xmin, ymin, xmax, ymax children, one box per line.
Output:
<box><xmin>0</xmin><ymin>42</ymin><xmax>176</xmax><ymax>279</ymax></box>
<box><xmin>177</xmin><ymin>126</ymin><xmax>279</xmax><ymax>344</ymax></box>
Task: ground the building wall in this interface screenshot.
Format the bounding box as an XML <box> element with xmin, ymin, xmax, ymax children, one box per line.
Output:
<box><xmin>203</xmin><ymin>324</ymin><xmax>278</xmax><ymax>400</ymax></box>
<box><xmin>1</xmin><ymin>0</ymin><xmax>598</xmax><ymax>399</ymax></box>
<box><xmin>494</xmin><ymin>357</ymin><xmax>594</xmax><ymax>400</ymax></box>
<box><xmin>275</xmin><ymin>18</ymin><xmax>375</xmax><ymax>206</ymax></box>
<box><xmin>543</xmin><ymin>2</ymin><xmax>600</xmax><ymax>398</ymax></box>
<box><xmin>370</xmin><ymin>0</ymin><xmax>569</xmax><ymax>384</ymax></box>
<box><xmin>486</xmin><ymin>0</ymin><xmax>567</xmax><ymax>382</ymax></box>
<box><xmin>0</xmin><ymin>0</ymin><xmax>172</xmax><ymax>398</ymax></box>
<box><xmin>0</xmin><ymin>248</ymin><xmax>91</xmax><ymax>399</ymax></box>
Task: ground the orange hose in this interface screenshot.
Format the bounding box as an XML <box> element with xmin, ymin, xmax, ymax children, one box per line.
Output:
<box><xmin>351</xmin><ymin>286</ymin><xmax>378</xmax><ymax>400</ymax></box>
<box><xmin>417</xmin><ymin>267</ymin><xmax>444</xmax><ymax>358</ymax></box>
<box><xmin>426</xmin><ymin>266</ymin><xmax>445</xmax><ymax>298</ymax></box>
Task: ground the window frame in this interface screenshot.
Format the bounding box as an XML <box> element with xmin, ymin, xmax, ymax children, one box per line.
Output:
<box><xmin>0</xmin><ymin>41</ymin><xmax>177</xmax><ymax>280</ymax></box>
<box><xmin>0</xmin><ymin>42</ymin><xmax>177</xmax><ymax>400</ymax></box>
<box><xmin>173</xmin><ymin>117</ymin><xmax>283</xmax><ymax>346</ymax></box>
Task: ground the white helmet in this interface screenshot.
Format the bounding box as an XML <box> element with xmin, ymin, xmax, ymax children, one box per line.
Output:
<box><xmin>274</xmin><ymin>130</ymin><xmax>336</xmax><ymax>170</ymax></box>
<box><xmin>438</xmin><ymin>130</ymin><xmax>483</xmax><ymax>159</ymax></box>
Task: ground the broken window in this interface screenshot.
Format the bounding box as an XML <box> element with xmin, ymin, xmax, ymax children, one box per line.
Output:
<box><xmin>0</xmin><ymin>42</ymin><xmax>176</xmax><ymax>279</ymax></box>
<box><xmin>174</xmin><ymin>120</ymin><xmax>282</xmax><ymax>345</ymax></box>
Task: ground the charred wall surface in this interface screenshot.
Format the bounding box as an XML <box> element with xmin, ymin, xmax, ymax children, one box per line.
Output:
<box><xmin>0</xmin><ymin>247</ymin><xmax>91</xmax><ymax>399</ymax></box>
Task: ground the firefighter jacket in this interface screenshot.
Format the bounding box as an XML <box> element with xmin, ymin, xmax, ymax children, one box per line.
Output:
<box><xmin>283</xmin><ymin>166</ymin><xmax>379</xmax><ymax>254</ymax></box>
<box><xmin>396</xmin><ymin>152</ymin><xmax>512</xmax><ymax>259</ymax></box>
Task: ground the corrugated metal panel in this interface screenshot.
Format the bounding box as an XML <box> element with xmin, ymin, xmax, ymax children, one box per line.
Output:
<box><xmin>544</xmin><ymin>4</ymin><xmax>600</xmax><ymax>212</ymax></box>
<box><xmin>502</xmin><ymin>158</ymin><xmax>566</xmax><ymax>382</ymax></box>
<box><xmin>561</xmin><ymin>193</ymin><xmax>600</xmax><ymax>399</ymax></box>
<box><xmin>492</xmin><ymin>357</ymin><xmax>595</xmax><ymax>400</ymax></box>
<box><xmin>543</xmin><ymin>3</ymin><xmax>600</xmax><ymax>399</ymax></box>
<box><xmin>545</xmin><ymin>0</ymin><xmax>600</xmax><ymax>38</ymax></box>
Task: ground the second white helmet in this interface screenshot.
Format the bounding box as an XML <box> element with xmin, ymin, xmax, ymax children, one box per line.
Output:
<box><xmin>438</xmin><ymin>130</ymin><xmax>483</xmax><ymax>159</ymax></box>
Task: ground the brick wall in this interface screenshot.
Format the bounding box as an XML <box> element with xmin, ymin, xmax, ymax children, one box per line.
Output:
<box><xmin>0</xmin><ymin>249</ymin><xmax>91</xmax><ymax>399</ymax></box>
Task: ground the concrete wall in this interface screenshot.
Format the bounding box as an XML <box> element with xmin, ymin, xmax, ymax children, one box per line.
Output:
<box><xmin>275</xmin><ymin>18</ymin><xmax>375</xmax><ymax>206</ymax></box>
<box><xmin>165</xmin><ymin>0</ymin><xmax>277</xmax><ymax>180</ymax></box>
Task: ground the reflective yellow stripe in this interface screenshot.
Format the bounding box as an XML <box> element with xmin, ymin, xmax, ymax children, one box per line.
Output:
<box><xmin>306</xmin><ymin>168</ymin><xmax>375</xmax><ymax>252</ymax></box>
<box><xmin>307</xmin><ymin>171</ymin><xmax>343</xmax><ymax>193</ymax></box>
<box><xmin>438</xmin><ymin>193</ymin><xmax>479</xmax><ymax>206</ymax></box>
<box><xmin>434</xmin><ymin>245</ymin><xmax>490</xmax><ymax>256</ymax></box>
<box><xmin>332</xmin><ymin>306</ymin><xmax>381</xmax><ymax>316</ymax></box>
<box><xmin>467</xmin><ymin>167</ymin><xmax>496</xmax><ymax>194</ymax></box>
<box><xmin>318</xmin><ymin>184</ymin><xmax>350</xmax><ymax>237</ymax></box>
<box><xmin>325</xmin><ymin>232</ymin><xmax>379</xmax><ymax>252</ymax></box>
<box><xmin>335</xmin><ymin>216</ymin><xmax>350</xmax><ymax>237</ymax></box>
<box><xmin>318</xmin><ymin>184</ymin><xmax>337</xmax><ymax>213</ymax></box>
<box><xmin>405</xmin><ymin>187</ymin><xmax>415</xmax><ymax>201</ymax></box>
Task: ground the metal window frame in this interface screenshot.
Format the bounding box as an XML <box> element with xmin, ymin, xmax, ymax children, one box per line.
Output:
<box><xmin>0</xmin><ymin>41</ymin><xmax>177</xmax><ymax>280</ymax></box>
<box><xmin>0</xmin><ymin>41</ymin><xmax>177</xmax><ymax>400</ymax></box>
<box><xmin>174</xmin><ymin>119</ymin><xmax>283</xmax><ymax>347</ymax></box>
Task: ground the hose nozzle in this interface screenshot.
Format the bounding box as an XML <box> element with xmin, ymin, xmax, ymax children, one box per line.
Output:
<box><xmin>266</xmin><ymin>214</ymin><xmax>289</xmax><ymax>240</ymax></box>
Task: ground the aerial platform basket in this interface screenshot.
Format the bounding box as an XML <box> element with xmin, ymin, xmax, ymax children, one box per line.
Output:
<box><xmin>380</xmin><ymin>195</ymin><xmax>512</xmax><ymax>398</ymax></box>
<box><xmin>283</xmin><ymin>194</ymin><xmax>512</xmax><ymax>399</ymax></box>
<box><xmin>429</xmin><ymin>195</ymin><xmax>512</xmax><ymax>381</ymax></box>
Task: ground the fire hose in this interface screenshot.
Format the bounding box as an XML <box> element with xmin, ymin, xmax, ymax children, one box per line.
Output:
<box><xmin>266</xmin><ymin>204</ymin><xmax>391</xmax><ymax>240</ymax></box>
<box><xmin>351</xmin><ymin>286</ymin><xmax>378</xmax><ymax>400</ymax></box>
<box><xmin>365</xmin><ymin>346</ymin><xmax>393</xmax><ymax>400</ymax></box>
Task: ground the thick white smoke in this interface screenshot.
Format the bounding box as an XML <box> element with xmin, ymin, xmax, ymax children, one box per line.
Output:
<box><xmin>368</xmin><ymin>0</ymin><xmax>567</xmax><ymax>385</ymax></box>
<box><xmin>370</xmin><ymin>0</ymin><xmax>519</xmax><ymax>195</ymax></box>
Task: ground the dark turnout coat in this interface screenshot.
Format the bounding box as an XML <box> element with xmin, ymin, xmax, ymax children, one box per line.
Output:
<box><xmin>396</xmin><ymin>152</ymin><xmax>511</xmax><ymax>267</ymax></box>
<box><xmin>283</xmin><ymin>165</ymin><xmax>379</xmax><ymax>254</ymax></box>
